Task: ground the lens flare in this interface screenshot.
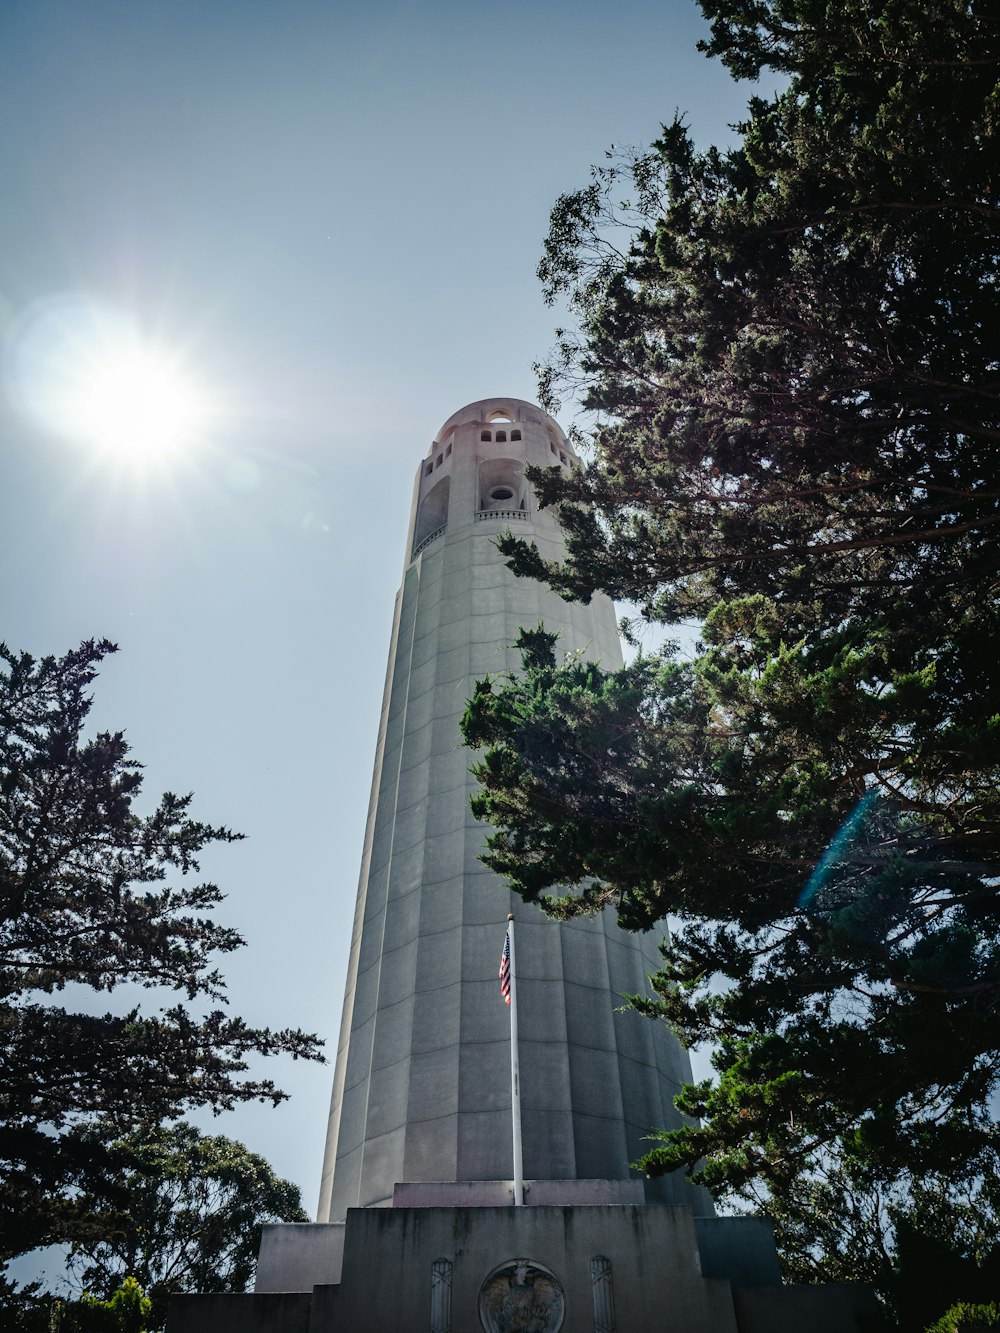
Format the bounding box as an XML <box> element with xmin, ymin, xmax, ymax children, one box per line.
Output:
<box><xmin>70</xmin><ymin>345</ymin><xmax>202</xmax><ymax>458</ymax></box>
<box><xmin>798</xmin><ymin>791</ymin><xmax>880</xmax><ymax>910</ymax></box>
<box><xmin>4</xmin><ymin>294</ymin><xmax>209</xmax><ymax>464</ymax></box>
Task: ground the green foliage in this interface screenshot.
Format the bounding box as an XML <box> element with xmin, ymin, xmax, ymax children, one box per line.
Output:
<box><xmin>462</xmin><ymin>0</ymin><xmax>1000</xmax><ymax>1303</ymax></box>
<box><xmin>74</xmin><ymin>1277</ymin><xmax>153</xmax><ymax>1333</ymax></box>
<box><xmin>463</xmin><ymin>624</ymin><xmax>1000</xmax><ymax>1200</ymax></box>
<box><xmin>65</xmin><ymin>1123</ymin><xmax>308</xmax><ymax>1329</ymax></box>
<box><xmin>0</xmin><ymin>1278</ymin><xmax>151</xmax><ymax>1333</ymax></box>
<box><xmin>748</xmin><ymin>1144</ymin><xmax>1000</xmax><ymax>1330</ymax></box>
<box><xmin>925</xmin><ymin>1304</ymin><xmax>1000</xmax><ymax>1333</ymax></box>
<box><xmin>524</xmin><ymin>0</ymin><xmax>997</xmax><ymax>640</ymax></box>
<box><xmin>0</xmin><ymin>641</ymin><xmax>323</xmax><ymax>1275</ymax></box>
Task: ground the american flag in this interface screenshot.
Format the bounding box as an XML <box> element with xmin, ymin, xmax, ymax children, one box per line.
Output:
<box><xmin>499</xmin><ymin>931</ymin><xmax>511</xmax><ymax>1006</ymax></box>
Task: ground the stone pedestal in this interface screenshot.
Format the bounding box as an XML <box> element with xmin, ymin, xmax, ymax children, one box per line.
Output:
<box><xmin>167</xmin><ymin>1192</ymin><xmax>876</xmax><ymax>1332</ymax></box>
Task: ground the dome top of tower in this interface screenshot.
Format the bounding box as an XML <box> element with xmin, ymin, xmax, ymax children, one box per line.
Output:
<box><xmin>433</xmin><ymin>397</ymin><xmax>569</xmax><ymax>449</ymax></box>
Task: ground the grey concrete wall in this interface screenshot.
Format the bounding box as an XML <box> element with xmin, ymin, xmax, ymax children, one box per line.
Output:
<box><xmin>250</xmin><ymin>1210</ymin><xmax>785</xmax><ymax>1301</ymax></box>
<box><xmin>255</xmin><ymin>1223</ymin><xmax>344</xmax><ymax>1292</ymax></box>
<box><xmin>393</xmin><ymin>1179</ymin><xmax>645</xmax><ymax>1207</ymax></box>
<box><xmin>694</xmin><ymin>1217</ymin><xmax>782</xmax><ymax>1287</ymax></box>
<box><xmin>166</xmin><ymin>1292</ymin><xmax>310</xmax><ymax>1333</ymax></box>
<box><xmin>326</xmin><ymin>1204</ymin><xmax>739</xmax><ymax>1333</ymax></box>
<box><xmin>318</xmin><ymin>399</ymin><xmax>710</xmax><ymax>1224</ymax></box>
<box><xmin>170</xmin><ymin>1205</ymin><xmax>875</xmax><ymax>1333</ymax></box>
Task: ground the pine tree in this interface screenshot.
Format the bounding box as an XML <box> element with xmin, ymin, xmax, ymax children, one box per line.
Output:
<box><xmin>462</xmin><ymin>0</ymin><xmax>1000</xmax><ymax>1310</ymax></box>
<box><xmin>0</xmin><ymin>641</ymin><xmax>322</xmax><ymax>1271</ymax></box>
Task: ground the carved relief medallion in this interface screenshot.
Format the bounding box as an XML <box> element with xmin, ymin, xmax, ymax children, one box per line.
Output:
<box><xmin>478</xmin><ymin>1259</ymin><xmax>565</xmax><ymax>1333</ymax></box>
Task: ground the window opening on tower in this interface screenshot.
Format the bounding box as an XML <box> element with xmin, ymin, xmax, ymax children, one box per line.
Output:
<box><xmin>478</xmin><ymin>457</ymin><xmax>525</xmax><ymax>514</ymax></box>
<box><xmin>511</xmin><ymin>430</ymin><xmax>521</xmax><ymax>441</ymax></box>
<box><xmin>495</xmin><ymin>431</ymin><xmax>506</xmax><ymax>443</ymax></box>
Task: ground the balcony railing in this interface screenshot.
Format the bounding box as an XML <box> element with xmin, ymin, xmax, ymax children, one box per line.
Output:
<box><xmin>411</xmin><ymin>509</ymin><xmax>530</xmax><ymax>561</ymax></box>
<box><xmin>411</xmin><ymin>524</ymin><xmax>446</xmax><ymax>559</ymax></box>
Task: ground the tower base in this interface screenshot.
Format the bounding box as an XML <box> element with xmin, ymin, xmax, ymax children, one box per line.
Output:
<box><xmin>166</xmin><ymin>1187</ymin><xmax>876</xmax><ymax>1332</ymax></box>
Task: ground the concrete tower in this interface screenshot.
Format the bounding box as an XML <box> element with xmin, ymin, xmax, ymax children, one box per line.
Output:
<box><xmin>318</xmin><ymin>397</ymin><xmax>700</xmax><ymax>1222</ymax></box>
<box><xmin>170</xmin><ymin>400</ymin><xmax>875</xmax><ymax>1332</ymax></box>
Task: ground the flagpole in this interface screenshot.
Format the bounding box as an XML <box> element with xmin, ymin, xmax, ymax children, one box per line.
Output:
<box><xmin>506</xmin><ymin>913</ymin><xmax>524</xmax><ymax>1206</ymax></box>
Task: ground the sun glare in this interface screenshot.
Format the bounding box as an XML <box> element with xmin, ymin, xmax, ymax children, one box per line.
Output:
<box><xmin>4</xmin><ymin>295</ymin><xmax>211</xmax><ymax>465</ymax></box>
<box><xmin>70</xmin><ymin>345</ymin><xmax>204</xmax><ymax>460</ymax></box>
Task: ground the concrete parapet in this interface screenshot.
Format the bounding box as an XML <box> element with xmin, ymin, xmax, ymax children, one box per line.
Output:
<box><xmin>167</xmin><ymin>1292</ymin><xmax>310</xmax><ymax>1333</ymax></box>
<box><xmin>694</xmin><ymin>1216</ymin><xmax>782</xmax><ymax>1287</ymax></box>
<box><xmin>255</xmin><ymin>1222</ymin><xmax>345</xmax><ymax>1292</ymax></box>
<box><xmin>392</xmin><ymin>1178</ymin><xmax>646</xmax><ymax>1209</ymax></box>
<box><xmin>168</xmin><ymin>1201</ymin><xmax>874</xmax><ymax>1332</ymax></box>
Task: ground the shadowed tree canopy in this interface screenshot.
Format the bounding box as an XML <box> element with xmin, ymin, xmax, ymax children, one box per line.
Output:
<box><xmin>0</xmin><ymin>640</ymin><xmax>323</xmax><ymax>1271</ymax></box>
<box><xmin>513</xmin><ymin>0</ymin><xmax>998</xmax><ymax>641</ymax></box>
<box><xmin>463</xmin><ymin>622</ymin><xmax>1000</xmax><ymax>1194</ymax></box>
<box><xmin>66</xmin><ymin>1123</ymin><xmax>308</xmax><ymax>1330</ymax></box>
<box><xmin>462</xmin><ymin>0</ymin><xmax>999</xmax><ymax>1317</ymax></box>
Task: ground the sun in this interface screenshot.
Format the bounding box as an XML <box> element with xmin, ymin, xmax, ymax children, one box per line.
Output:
<box><xmin>69</xmin><ymin>343</ymin><xmax>205</xmax><ymax>461</ymax></box>
<box><xmin>5</xmin><ymin>295</ymin><xmax>211</xmax><ymax>465</ymax></box>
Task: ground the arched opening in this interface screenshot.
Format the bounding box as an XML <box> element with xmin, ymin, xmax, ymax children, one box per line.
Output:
<box><xmin>478</xmin><ymin>458</ymin><xmax>526</xmax><ymax>513</ymax></box>
<box><xmin>413</xmin><ymin>476</ymin><xmax>450</xmax><ymax>550</ymax></box>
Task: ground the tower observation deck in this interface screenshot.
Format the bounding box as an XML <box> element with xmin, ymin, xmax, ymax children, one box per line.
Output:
<box><xmin>317</xmin><ymin>398</ymin><xmax>705</xmax><ymax>1223</ymax></box>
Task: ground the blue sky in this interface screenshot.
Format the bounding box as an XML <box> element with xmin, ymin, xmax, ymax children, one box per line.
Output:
<box><xmin>0</xmin><ymin>0</ymin><xmax>756</xmax><ymax>1268</ymax></box>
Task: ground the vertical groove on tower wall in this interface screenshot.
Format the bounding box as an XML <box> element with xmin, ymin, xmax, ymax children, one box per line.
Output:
<box><xmin>355</xmin><ymin>559</ymin><xmax>425</xmax><ymax>1209</ymax></box>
